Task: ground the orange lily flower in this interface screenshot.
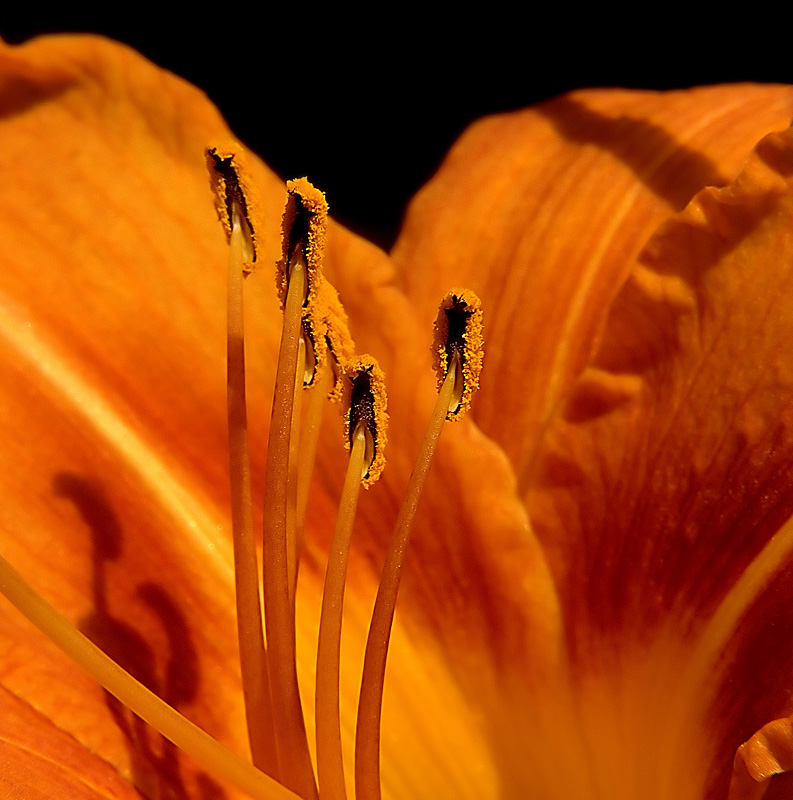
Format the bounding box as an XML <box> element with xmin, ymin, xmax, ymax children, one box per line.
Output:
<box><xmin>2</xmin><ymin>32</ymin><xmax>793</xmax><ymax>800</ymax></box>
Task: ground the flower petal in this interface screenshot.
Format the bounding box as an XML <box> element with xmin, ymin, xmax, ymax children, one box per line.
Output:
<box><xmin>0</xmin><ymin>684</ymin><xmax>142</xmax><ymax>799</ymax></box>
<box><xmin>392</xmin><ymin>85</ymin><xmax>793</xmax><ymax>498</ymax></box>
<box><xmin>528</xmin><ymin>112</ymin><xmax>793</xmax><ymax>795</ymax></box>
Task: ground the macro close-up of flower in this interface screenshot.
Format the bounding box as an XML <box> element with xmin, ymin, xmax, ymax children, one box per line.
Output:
<box><xmin>4</xmin><ymin>30</ymin><xmax>793</xmax><ymax>800</ymax></box>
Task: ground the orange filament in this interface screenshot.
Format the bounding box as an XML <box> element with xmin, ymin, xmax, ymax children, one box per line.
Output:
<box><xmin>296</xmin><ymin>363</ymin><xmax>333</xmax><ymax>550</ymax></box>
<box><xmin>315</xmin><ymin>423</ymin><xmax>368</xmax><ymax>800</ymax></box>
<box><xmin>287</xmin><ymin>332</ymin><xmax>308</xmax><ymax>605</ymax></box>
<box><xmin>354</xmin><ymin>355</ymin><xmax>459</xmax><ymax>800</ymax></box>
<box><xmin>262</xmin><ymin>246</ymin><xmax>318</xmax><ymax>800</ymax></box>
<box><xmin>0</xmin><ymin>554</ymin><xmax>299</xmax><ymax>800</ymax></box>
<box><xmin>227</xmin><ymin>204</ymin><xmax>278</xmax><ymax>776</ymax></box>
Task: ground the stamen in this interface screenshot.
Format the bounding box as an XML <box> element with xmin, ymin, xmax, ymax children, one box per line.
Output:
<box><xmin>279</xmin><ymin>181</ymin><xmax>330</xmax><ymax>608</ymax></box>
<box><xmin>262</xmin><ymin>181</ymin><xmax>332</xmax><ymax>799</ymax></box>
<box><xmin>355</xmin><ymin>290</ymin><xmax>483</xmax><ymax>800</ymax></box>
<box><xmin>296</xmin><ymin>283</ymin><xmax>356</xmax><ymax>538</ymax></box>
<box><xmin>208</xmin><ymin>146</ymin><xmax>276</xmax><ymax>775</ymax></box>
<box><xmin>228</xmin><ymin>205</ymin><xmax>278</xmax><ymax>774</ymax></box>
<box><xmin>316</xmin><ymin>358</ymin><xmax>386</xmax><ymax>800</ymax></box>
<box><xmin>0</xmin><ymin>554</ymin><xmax>299</xmax><ymax>800</ymax></box>
<box><xmin>316</xmin><ymin>422</ymin><xmax>369</xmax><ymax>800</ymax></box>
<box><xmin>9</xmin><ymin>145</ymin><xmax>488</xmax><ymax>800</ymax></box>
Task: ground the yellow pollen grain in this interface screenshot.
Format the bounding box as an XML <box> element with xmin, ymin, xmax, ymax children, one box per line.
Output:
<box><xmin>432</xmin><ymin>288</ymin><xmax>484</xmax><ymax>420</ymax></box>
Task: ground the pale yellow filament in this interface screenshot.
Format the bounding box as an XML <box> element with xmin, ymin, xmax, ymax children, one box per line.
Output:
<box><xmin>355</xmin><ymin>357</ymin><xmax>459</xmax><ymax>800</ymax></box>
<box><xmin>261</xmin><ymin>249</ymin><xmax>318</xmax><ymax>800</ymax></box>
<box><xmin>0</xmin><ymin>553</ymin><xmax>298</xmax><ymax>800</ymax></box>
<box><xmin>227</xmin><ymin>206</ymin><xmax>278</xmax><ymax>776</ymax></box>
<box><xmin>316</xmin><ymin>423</ymin><xmax>368</xmax><ymax>800</ymax></box>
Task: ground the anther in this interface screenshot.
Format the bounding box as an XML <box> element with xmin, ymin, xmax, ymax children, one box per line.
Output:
<box><xmin>277</xmin><ymin>178</ymin><xmax>328</xmax><ymax>311</ymax></box>
<box><xmin>207</xmin><ymin>143</ymin><xmax>260</xmax><ymax>271</ymax></box>
<box><xmin>342</xmin><ymin>356</ymin><xmax>388</xmax><ymax>487</ymax></box>
<box><xmin>433</xmin><ymin>289</ymin><xmax>484</xmax><ymax>419</ymax></box>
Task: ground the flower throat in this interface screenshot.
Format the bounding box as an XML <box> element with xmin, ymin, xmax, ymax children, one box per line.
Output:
<box><xmin>0</xmin><ymin>142</ymin><xmax>484</xmax><ymax>800</ymax></box>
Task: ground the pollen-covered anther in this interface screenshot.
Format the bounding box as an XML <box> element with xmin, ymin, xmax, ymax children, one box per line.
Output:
<box><xmin>301</xmin><ymin>280</ymin><xmax>354</xmax><ymax>394</ymax></box>
<box><xmin>432</xmin><ymin>288</ymin><xmax>484</xmax><ymax>420</ymax></box>
<box><xmin>342</xmin><ymin>356</ymin><xmax>388</xmax><ymax>487</ymax></box>
<box><xmin>277</xmin><ymin>177</ymin><xmax>328</xmax><ymax>311</ymax></box>
<box><xmin>206</xmin><ymin>143</ymin><xmax>260</xmax><ymax>273</ymax></box>
<box><xmin>321</xmin><ymin>282</ymin><xmax>356</xmax><ymax>402</ymax></box>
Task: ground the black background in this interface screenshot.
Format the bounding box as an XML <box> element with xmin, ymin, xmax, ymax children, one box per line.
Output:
<box><xmin>2</xmin><ymin>9</ymin><xmax>790</xmax><ymax>250</ymax></box>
